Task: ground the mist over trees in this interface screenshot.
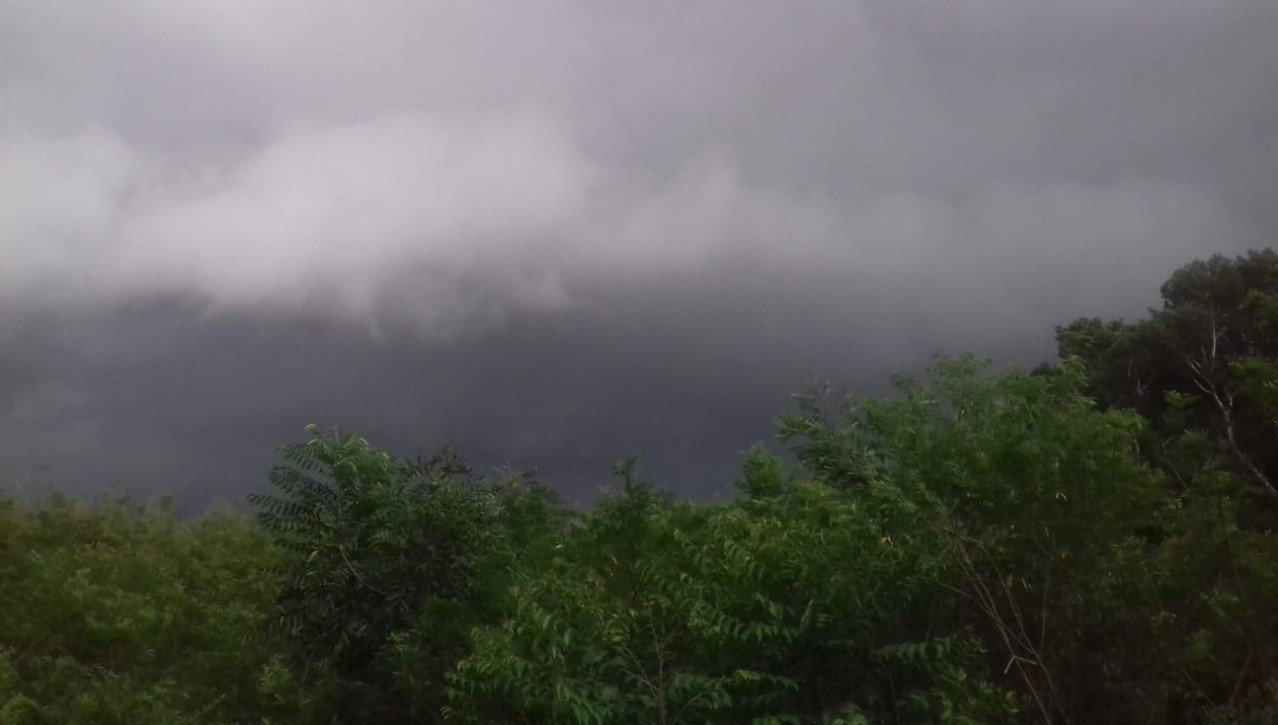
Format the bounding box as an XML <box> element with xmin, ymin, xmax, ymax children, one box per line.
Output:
<box><xmin>3</xmin><ymin>251</ymin><xmax>1278</xmax><ymax>723</ymax></box>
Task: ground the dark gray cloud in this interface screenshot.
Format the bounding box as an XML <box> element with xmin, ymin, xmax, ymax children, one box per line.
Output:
<box><xmin>2</xmin><ymin>0</ymin><xmax>1275</xmax><ymax>504</ymax></box>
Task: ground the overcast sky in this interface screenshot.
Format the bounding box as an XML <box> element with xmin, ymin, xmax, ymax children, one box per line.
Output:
<box><xmin>3</xmin><ymin>0</ymin><xmax>1276</xmax><ymax>506</ymax></box>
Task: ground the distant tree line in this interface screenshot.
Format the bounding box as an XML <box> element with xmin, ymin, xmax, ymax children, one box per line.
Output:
<box><xmin>3</xmin><ymin>250</ymin><xmax>1278</xmax><ymax>723</ymax></box>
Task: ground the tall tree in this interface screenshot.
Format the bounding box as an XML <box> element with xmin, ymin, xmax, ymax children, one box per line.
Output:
<box><xmin>1057</xmin><ymin>250</ymin><xmax>1278</xmax><ymax>505</ymax></box>
<box><xmin>249</xmin><ymin>426</ymin><xmax>502</xmax><ymax>721</ymax></box>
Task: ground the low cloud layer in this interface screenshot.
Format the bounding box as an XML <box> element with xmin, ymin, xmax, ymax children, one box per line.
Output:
<box><xmin>4</xmin><ymin>118</ymin><xmax>1254</xmax><ymax>339</ymax></box>
<box><xmin>2</xmin><ymin>0</ymin><xmax>1276</xmax><ymax>502</ymax></box>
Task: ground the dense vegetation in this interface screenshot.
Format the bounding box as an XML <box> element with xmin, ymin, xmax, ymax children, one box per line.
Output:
<box><xmin>3</xmin><ymin>251</ymin><xmax>1278</xmax><ymax>724</ymax></box>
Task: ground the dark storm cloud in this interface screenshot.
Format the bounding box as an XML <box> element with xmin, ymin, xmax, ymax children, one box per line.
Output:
<box><xmin>2</xmin><ymin>0</ymin><xmax>1276</xmax><ymax>503</ymax></box>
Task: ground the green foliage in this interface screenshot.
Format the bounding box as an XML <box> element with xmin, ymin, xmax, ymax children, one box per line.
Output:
<box><xmin>0</xmin><ymin>494</ymin><xmax>305</xmax><ymax>723</ymax></box>
<box><xmin>1051</xmin><ymin>250</ymin><xmax>1278</xmax><ymax>721</ymax></box>
<box><xmin>248</xmin><ymin>426</ymin><xmax>526</xmax><ymax>721</ymax></box>
<box><xmin>1057</xmin><ymin>250</ymin><xmax>1278</xmax><ymax>510</ymax></box>
<box><xmin>445</xmin><ymin>455</ymin><xmax>1017</xmax><ymax>724</ymax></box>
<box><xmin>780</xmin><ymin>356</ymin><xmax>1173</xmax><ymax>722</ymax></box>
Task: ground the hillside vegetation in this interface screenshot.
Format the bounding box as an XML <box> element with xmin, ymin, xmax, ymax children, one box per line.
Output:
<box><xmin>3</xmin><ymin>251</ymin><xmax>1278</xmax><ymax>724</ymax></box>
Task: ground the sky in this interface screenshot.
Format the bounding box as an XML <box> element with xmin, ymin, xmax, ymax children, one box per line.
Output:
<box><xmin>2</xmin><ymin>0</ymin><xmax>1277</xmax><ymax>506</ymax></box>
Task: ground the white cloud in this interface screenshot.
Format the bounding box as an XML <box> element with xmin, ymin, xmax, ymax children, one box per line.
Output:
<box><xmin>0</xmin><ymin>127</ymin><xmax>142</xmax><ymax>303</ymax></box>
<box><xmin>1</xmin><ymin>102</ymin><xmax>877</xmax><ymax>338</ymax></box>
<box><xmin>2</xmin><ymin>113</ymin><xmax>593</xmax><ymax>333</ymax></box>
<box><xmin>1</xmin><ymin>0</ymin><xmax>1272</xmax><ymax>345</ymax></box>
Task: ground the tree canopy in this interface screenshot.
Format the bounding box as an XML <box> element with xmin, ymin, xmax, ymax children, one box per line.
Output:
<box><xmin>3</xmin><ymin>250</ymin><xmax>1278</xmax><ymax>723</ymax></box>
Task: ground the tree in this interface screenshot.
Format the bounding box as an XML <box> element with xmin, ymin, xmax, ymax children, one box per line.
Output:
<box><xmin>0</xmin><ymin>494</ymin><xmax>304</xmax><ymax>724</ymax></box>
<box><xmin>782</xmin><ymin>356</ymin><xmax>1169</xmax><ymax>723</ymax></box>
<box><xmin>447</xmin><ymin>443</ymin><xmax>1018</xmax><ymax>724</ymax></box>
<box><xmin>6</xmin><ymin>248</ymin><xmax>1278</xmax><ymax>724</ymax></box>
<box><xmin>1057</xmin><ymin>250</ymin><xmax>1278</xmax><ymax>503</ymax></box>
<box><xmin>249</xmin><ymin>426</ymin><xmax>503</xmax><ymax>721</ymax></box>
